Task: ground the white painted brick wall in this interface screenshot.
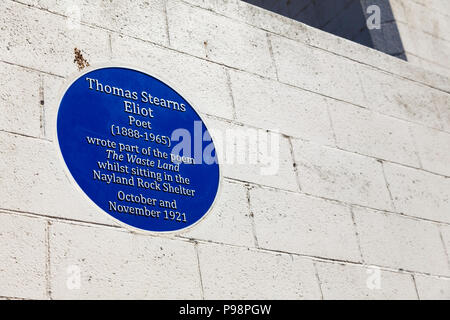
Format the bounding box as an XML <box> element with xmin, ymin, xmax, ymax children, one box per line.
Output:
<box><xmin>249</xmin><ymin>187</ymin><xmax>361</xmax><ymax>262</ymax></box>
<box><xmin>291</xmin><ymin>139</ymin><xmax>393</xmax><ymax>211</ymax></box>
<box><xmin>1</xmin><ymin>0</ymin><xmax>449</xmax><ymax>299</ymax></box>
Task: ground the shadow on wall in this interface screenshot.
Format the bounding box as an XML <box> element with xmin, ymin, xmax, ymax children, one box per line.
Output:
<box><xmin>243</xmin><ymin>0</ymin><xmax>407</xmax><ymax>60</ymax></box>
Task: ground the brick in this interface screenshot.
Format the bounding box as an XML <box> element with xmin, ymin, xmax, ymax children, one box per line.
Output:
<box><xmin>405</xmin><ymin>54</ymin><xmax>450</xmax><ymax>80</ymax></box>
<box><xmin>329</xmin><ymin>100</ymin><xmax>420</xmax><ymax>167</ymax></box>
<box><xmin>411</xmin><ymin>125</ymin><xmax>450</xmax><ymax>176</ymax></box>
<box><xmin>166</xmin><ymin>0</ymin><xmax>276</xmax><ymax>78</ymax></box>
<box><xmin>270</xmin><ymin>34</ymin><xmax>366</xmax><ymax>107</ymax></box>
<box><xmin>181</xmin><ymin>0</ymin><xmax>311</xmax><ymax>43</ymax></box>
<box><xmin>0</xmin><ymin>62</ymin><xmax>42</xmax><ymax>138</ymax></box>
<box><xmin>0</xmin><ymin>213</ymin><xmax>47</xmax><ymax>299</ymax></box>
<box><xmin>397</xmin><ymin>22</ymin><xmax>450</xmax><ymax>69</ymax></box>
<box><xmin>416</xmin><ymin>58</ymin><xmax>450</xmax><ymax>81</ymax></box>
<box><xmin>383</xmin><ymin>162</ymin><xmax>450</xmax><ymax>223</ymax></box>
<box><xmin>0</xmin><ymin>1</ymin><xmax>109</xmax><ymax>77</ymax></box>
<box><xmin>50</xmin><ymin>222</ymin><xmax>201</xmax><ymax>299</ymax></box>
<box><xmin>250</xmin><ymin>187</ymin><xmax>361</xmax><ymax>262</ymax></box>
<box><xmin>291</xmin><ymin>139</ymin><xmax>393</xmax><ymax>210</ymax></box>
<box><xmin>229</xmin><ymin>69</ymin><xmax>335</xmax><ymax>145</ymax></box>
<box><xmin>394</xmin><ymin>0</ymin><xmax>450</xmax><ymax>42</ymax></box>
<box><xmin>203</xmin><ymin>116</ymin><xmax>299</xmax><ymax>191</ymax></box>
<box><xmin>19</xmin><ymin>0</ymin><xmax>168</xmax><ymax>46</ymax></box>
<box><xmin>0</xmin><ymin>131</ymin><xmax>113</xmax><ymax>225</ymax></box>
<box><xmin>353</xmin><ymin>207</ymin><xmax>449</xmax><ymax>276</ymax></box>
<box><xmin>181</xmin><ymin>180</ymin><xmax>254</xmax><ymax>247</ymax></box>
<box><xmin>110</xmin><ymin>34</ymin><xmax>234</xmax><ymax>120</ymax></box>
<box><xmin>197</xmin><ymin>244</ymin><xmax>321</xmax><ymax>299</ymax></box>
<box><xmin>359</xmin><ymin>67</ymin><xmax>443</xmax><ymax>130</ymax></box>
<box><xmin>415</xmin><ymin>275</ymin><xmax>450</xmax><ymax>300</ymax></box>
<box><xmin>316</xmin><ymin>262</ymin><xmax>418</xmax><ymax>299</ymax></box>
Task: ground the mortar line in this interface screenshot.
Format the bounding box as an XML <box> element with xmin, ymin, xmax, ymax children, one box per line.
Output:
<box><xmin>225</xmin><ymin>69</ymin><xmax>237</xmax><ymax>120</ymax></box>
<box><xmin>0</xmin><ymin>295</ymin><xmax>30</xmax><ymax>300</ymax></box>
<box><xmin>45</xmin><ymin>220</ymin><xmax>52</xmax><ymax>300</ymax></box>
<box><xmin>379</xmin><ymin>160</ymin><xmax>397</xmax><ymax>212</ymax></box>
<box><xmin>163</xmin><ymin>0</ymin><xmax>172</xmax><ymax>47</ymax></box>
<box><xmin>349</xmin><ymin>207</ymin><xmax>365</xmax><ymax>264</ymax></box>
<box><xmin>0</xmin><ymin>59</ymin><xmax>64</xmax><ymax>78</ymax></box>
<box><xmin>408</xmin><ymin>125</ymin><xmax>424</xmax><ymax>169</ymax></box>
<box><xmin>245</xmin><ymin>185</ymin><xmax>259</xmax><ymax>248</ymax></box>
<box><xmin>312</xmin><ymin>262</ymin><xmax>324</xmax><ymax>300</ymax></box>
<box><xmin>438</xmin><ymin>226</ymin><xmax>450</xmax><ymax>270</ymax></box>
<box><xmin>356</xmin><ymin>65</ymin><xmax>369</xmax><ymax>103</ymax></box>
<box><xmin>108</xmin><ymin>33</ymin><xmax>113</xmax><ymax>57</ymax></box>
<box><xmin>38</xmin><ymin>75</ymin><xmax>46</xmax><ymax>138</ymax></box>
<box><xmin>0</xmin><ymin>207</ymin><xmax>121</xmax><ymax>230</ymax></box>
<box><xmin>265</xmin><ymin>33</ymin><xmax>279</xmax><ymax>81</ymax></box>
<box><xmin>0</xmin><ymin>129</ymin><xmax>52</xmax><ymax>142</ymax></box>
<box><xmin>194</xmin><ymin>242</ymin><xmax>205</xmax><ymax>300</ymax></box>
<box><xmin>411</xmin><ymin>274</ymin><xmax>421</xmax><ymax>300</ymax></box>
<box><xmin>324</xmin><ymin>99</ymin><xmax>338</xmax><ymax>147</ymax></box>
<box><xmin>287</xmin><ymin>137</ymin><xmax>303</xmax><ymax>192</ymax></box>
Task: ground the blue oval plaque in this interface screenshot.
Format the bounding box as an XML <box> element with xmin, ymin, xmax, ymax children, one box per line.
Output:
<box><xmin>57</xmin><ymin>66</ymin><xmax>220</xmax><ymax>232</ymax></box>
